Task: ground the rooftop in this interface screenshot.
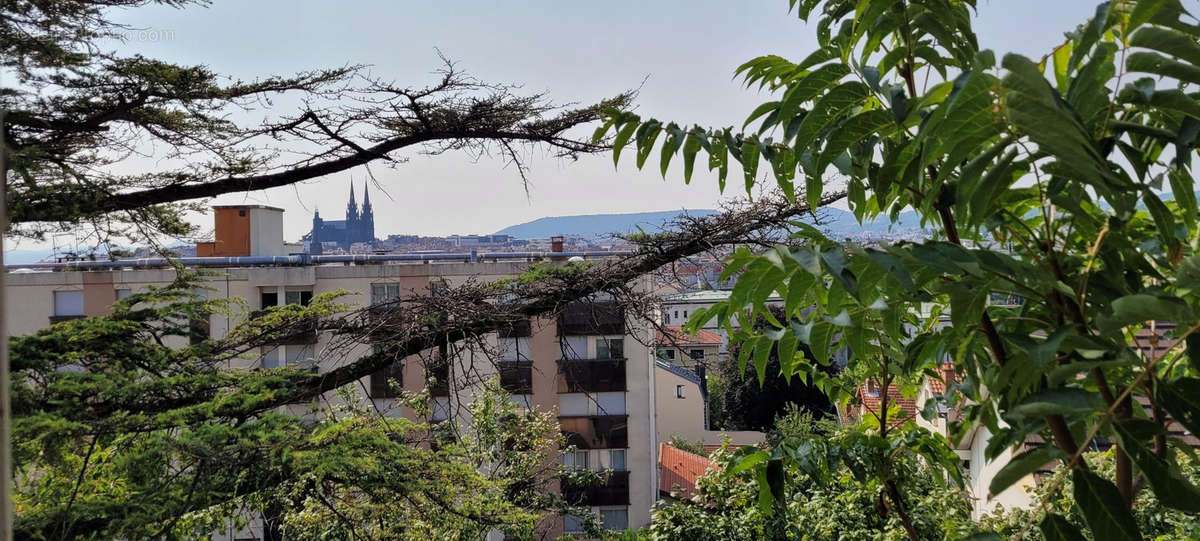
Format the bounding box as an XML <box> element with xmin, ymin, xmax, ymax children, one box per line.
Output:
<box><xmin>662</xmin><ymin>289</ymin><xmax>782</xmax><ymax>303</ymax></box>
<box><xmin>658</xmin><ymin>443</ymin><xmax>716</xmax><ymax>499</ymax></box>
<box><xmin>655</xmin><ymin>325</ymin><xmax>723</xmax><ymax>346</ymax></box>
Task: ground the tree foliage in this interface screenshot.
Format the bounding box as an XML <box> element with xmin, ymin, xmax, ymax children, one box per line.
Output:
<box><xmin>650</xmin><ymin>413</ymin><xmax>973</xmax><ymax>540</ymax></box>
<box><xmin>597</xmin><ymin>0</ymin><xmax>1200</xmax><ymax>537</ymax></box>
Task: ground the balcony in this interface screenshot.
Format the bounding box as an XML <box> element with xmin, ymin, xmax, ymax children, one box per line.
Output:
<box><xmin>499</xmin><ymin>318</ymin><xmax>532</xmax><ymax>338</ymax></box>
<box><xmin>559</xmin><ymin>415</ymin><xmax>628</xmax><ymax>449</ymax></box>
<box><xmin>557</xmin><ymin>301</ymin><xmax>623</xmax><ymax>336</ymax></box>
<box><xmin>557</xmin><ymin>359</ymin><xmax>626</xmax><ymax>393</ymax></box>
<box><xmin>428</xmin><ymin>359</ymin><xmax>450</xmax><ymax>397</ymax></box>
<box><xmin>49</xmin><ymin>314</ymin><xmax>86</xmax><ymax>324</ymax></box>
<box><xmin>498</xmin><ymin>360</ymin><xmax>533</xmax><ymax>395</ymax></box>
<box><xmin>560</xmin><ymin>470</ymin><xmax>630</xmax><ymax>506</ymax></box>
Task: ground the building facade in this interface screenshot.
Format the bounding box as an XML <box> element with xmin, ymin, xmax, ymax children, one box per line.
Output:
<box><xmin>7</xmin><ymin>205</ymin><xmax>661</xmax><ymax>540</ymax></box>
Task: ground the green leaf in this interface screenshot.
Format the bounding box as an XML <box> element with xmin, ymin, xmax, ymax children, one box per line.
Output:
<box><xmin>818</xmin><ymin>109</ymin><xmax>893</xmax><ymax>171</ymax></box>
<box><xmin>1127</xmin><ymin>51</ymin><xmax>1200</xmax><ymax>86</ymax></box>
<box><xmin>989</xmin><ymin>446</ymin><xmax>1063</xmax><ymax>497</ymax></box>
<box><xmin>742</xmin><ymin>137</ymin><xmax>761</xmax><ymax>193</ymax></box>
<box><xmin>1072</xmin><ymin>469</ymin><xmax>1142</xmax><ymax>541</ymax></box>
<box><xmin>1159</xmin><ymin>378</ymin><xmax>1200</xmax><ymax>437</ymax></box>
<box><xmin>743</xmin><ymin>101</ymin><xmax>780</xmax><ymax>131</ymax></box>
<box><xmin>634</xmin><ymin>120</ymin><xmax>662</xmax><ymax>169</ymax></box>
<box><xmin>791</xmin><ymin>81</ymin><xmax>870</xmax><ymax>156</ymax></box>
<box><xmin>753</xmin><ymin>335</ymin><xmax>772</xmax><ymax>385</ymax></box>
<box><xmin>611</xmin><ymin>116</ymin><xmax>641</xmax><ymax>167</ymax></box>
<box><xmin>659</xmin><ymin>124</ymin><xmax>685</xmax><ymax>178</ymax></box>
<box><xmin>1039</xmin><ymin>513</ymin><xmax>1087</xmax><ymax>541</ymax></box>
<box><xmin>730</xmin><ymin>449</ymin><xmax>768</xmax><ymax>473</ymax></box>
<box><xmin>1128</xmin><ymin>0</ymin><xmax>1169</xmax><ymax>32</ymax></box>
<box><xmin>777</xmin><ymin>63</ymin><xmax>851</xmax><ymax>128</ymax></box>
<box><xmin>1130</xmin><ymin>26</ymin><xmax>1200</xmax><ymax>67</ymax></box>
<box><xmin>1011</xmin><ymin>389</ymin><xmax>1103</xmax><ymax>418</ymax></box>
<box><xmin>1113</xmin><ymin>421</ymin><xmax>1200</xmax><ymax>512</ymax></box>
<box><xmin>682</xmin><ymin>130</ymin><xmax>702</xmax><ymax>183</ymax></box>
<box><xmin>1110</xmin><ymin>293</ymin><xmax>1195</xmax><ymax>326</ymax></box>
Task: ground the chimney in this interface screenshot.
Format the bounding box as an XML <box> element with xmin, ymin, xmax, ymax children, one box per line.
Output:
<box><xmin>196</xmin><ymin>205</ymin><xmax>288</xmax><ymax>257</ymax></box>
<box><xmin>550</xmin><ymin>235</ymin><xmax>565</xmax><ymax>261</ymax></box>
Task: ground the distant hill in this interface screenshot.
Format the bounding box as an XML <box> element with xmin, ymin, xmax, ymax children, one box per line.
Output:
<box><xmin>493</xmin><ymin>207</ymin><xmax>928</xmax><ymax>240</ymax></box>
<box><xmin>494</xmin><ymin>209</ymin><xmax>721</xmax><ymax>239</ymax></box>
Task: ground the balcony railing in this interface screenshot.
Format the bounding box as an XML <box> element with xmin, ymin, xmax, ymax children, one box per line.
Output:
<box><xmin>557</xmin><ymin>301</ymin><xmax>623</xmax><ymax>336</ymax></box>
<box><xmin>559</xmin><ymin>415</ymin><xmax>628</xmax><ymax>449</ymax></box>
<box><xmin>499</xmin><ymin>318</ymin><xmax>532</xmax><ymax>338</ymax></box>
<box><xmin>557</xmin><ymin>359</ymin><xmax>626</xmax><ymax>393</ymax></box>
<box><xmin>49</xmin><ymin>314</ymin><xmax>86</xmax><ymax>324</ymax></box>
<box><xmin>498</xmin><ymin>360</ymin><xmax>533</xmax><ymax>395</ymax></box>
<box><xmin>560</xmin><ymin>470</ymin><xmax>630</xmax><ymax>506</ymax></box>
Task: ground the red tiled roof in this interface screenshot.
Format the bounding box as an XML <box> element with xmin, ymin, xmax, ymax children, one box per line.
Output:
<box><xmin>656</xmin><ymin>325</ymin><xmax>723</xmax><ymax>346</ymax></box>
<box><xmin>658</xmin><ymin>443</ymin><xmax>717</xmax><ymax>498</ymax></box>
<box><xmin>848</xmin><ymin>381</ymin><xmax>918</xmax><ymax>427</ymax></box>
<box><xmin>927</xmin><ymin>363</ymin><xmax>958</xmax><ymax>394</ymax></box>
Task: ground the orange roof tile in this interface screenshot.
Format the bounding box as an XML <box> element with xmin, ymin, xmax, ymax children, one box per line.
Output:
<box><xmin>658</xmin><ymin>443</ymin><xmax>717</xmax><ymax>498</ymax></box>
<box><xmin>656</xmin><ymin>325</ymin><xmax>723</xmax><ymax>346</ymax></box>
<box><xmin>927</xmin><ymin>363</ymin><xmax>958</xmax><ymax>394</ymax></box>
<box><xmin>849</xmin><ymin>381</ymin><xmax>918</xmax><ymax>427</ymax></box>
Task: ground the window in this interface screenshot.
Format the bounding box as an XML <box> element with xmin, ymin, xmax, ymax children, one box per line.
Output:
<box><xmin>500</xmin><ymin>337</ymin><xmax>531</xmax><ymax>361</ymax></box>
<box><xmin>663</xmin><ymin>313</ymin><xmax>670</xmax><ymax>324</ymax></box>
<box><xmin>563</xmin><ymin>514</ymin><xmax>585</xmax><ymax>534</ymax></box>
<box><xmin>369</xmin><ymin>357</ymin><xmax>403</xmax><ymax>398</ymax></box>
<box><xmin>675</xmin><ymin>384</ymin><xmax>686</xmax><ymax>399</ymax></box>
<box><xmin>115</xmin><ymin>288</ymin><xmax>132</xmax><ymax>300</ymax></box>
<box><xmin>53</xmin><ymin>290</ymin><xmax>84</xmax><ymax>316</ymax></box>
<box><xmin>683</xmin><ymin>310</ymin><xmax>688</xmax><ymax>318</ymax></box>
<box><xmin>563</xmin><ymin>450</ymin><xmax>589</xmax><ymax>470</ymax></box>
<box><xmin>689</xmin><ymin>349</ymin><xmax>705</xmax><ymax>361</ymax></box>
<box><xmin>596</xmin><ymin>392</ymin><xmax>626</xmax><ymax>415</ymax></box>
<box><xmin>561</xmin><ymin>336</ymin><xmax>588</xmax><ymax>360</ymax></box>
<box><xmin>609</xmin><ymin>449</ymin><xmax>626</xmax><ymax>471</ymax></box>
<box><xmin>596</xmin><ymin>337</ymin><xmax>623</xmax><ymax>360</ymax></box>
<box><xmin>261</xmin><ymin>348</ymin><xmax>282</xmax><ymax>369</ymax></box>
<box><xmin>660</xmin><ymin>348</ymin><xmax>675</xmax><ymax>361</ymax></box>
<box><xmin>559</xmin><ymin>393</ymin><xmax>589</xmax><ymax>416</ymax></box>
<box><xmin>600</xmin><ymin>508</ymin><xmax>628</xmax><ymax>531</ymax></box>
<box><xmin>260</xmin><ymin>291</ymin><xmax>278</xmax><ymax>308</ymax></box>
<box><xmin>371</xmin><ymin>283</ymin><xmax>401</xmax><ymax>304</ymax></box>
<box><xmin>673</xmin><ymin>310</ymin><xmax>679</xmax><ymax>319</ymax></box>
<box><xmin>285</xmin><ymin>290</ymin><xmax>313</xmax><ymax>306</ymax></box>
<box><xmin>509</xmin><ymin>394</ymin><xmax>532</xmax><ymax>409</ymax></box>
<box><xmin>431</xmin><ymin>396</ymin><xmax>451</xmax><ymax>422</ymax></box>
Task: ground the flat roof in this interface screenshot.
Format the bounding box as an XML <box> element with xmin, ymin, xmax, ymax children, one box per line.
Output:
<box><xmin>662</xmin><ymin>289</ymin><xmax>782</xmax><ymax>303</ymax></box>
<box><xmin>211</xmin><ymin>204</ymin><xmax>286</xmax><ymax>212</ymax></box>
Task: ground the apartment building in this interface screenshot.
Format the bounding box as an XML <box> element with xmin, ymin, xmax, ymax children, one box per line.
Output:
<box><xmin>5</xmin><ymin>205</ymin><xmax>659</xmax><ymax>539</ymax></box>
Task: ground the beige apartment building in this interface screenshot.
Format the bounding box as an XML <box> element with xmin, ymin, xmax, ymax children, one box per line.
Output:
<box><xmin>6</xmin><ymin>205</ymin><xmax>660</xmax><ymax>539</ymax></box>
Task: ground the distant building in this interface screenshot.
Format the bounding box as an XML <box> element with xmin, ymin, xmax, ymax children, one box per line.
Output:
<box><xmin>306</xmin><ymin>181</ymin><xmax>375</xmax><ymax>252</ymax></box>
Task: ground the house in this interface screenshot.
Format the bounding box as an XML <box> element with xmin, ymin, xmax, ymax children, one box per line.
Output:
<box><xmin>654</xmin><ymin>325</ymin><xmax>722</xmax><ymax>367</ymax></box>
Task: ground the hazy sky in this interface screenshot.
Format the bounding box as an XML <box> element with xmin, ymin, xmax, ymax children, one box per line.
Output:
<box><xmin>24</xmin><ymin>0</ymin><xmax>1093</xmax><ymax>247</ymax></box>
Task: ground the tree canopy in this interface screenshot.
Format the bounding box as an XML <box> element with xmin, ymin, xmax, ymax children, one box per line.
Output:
<box><xmin>598</xmin><ymin>0</ymin><xmax>1200</xmax><ymax>538</ymax></box>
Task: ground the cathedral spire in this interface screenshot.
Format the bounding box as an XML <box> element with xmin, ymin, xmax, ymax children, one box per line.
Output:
<box><xmin>362</xmin><ymin>180</ymin><xmax>372</xmax><ymax>211</ymax></box>
<box><xmin>346</xmin><ymin>181</ymin><xmax>359</xmax><ymax>222</ymax></box>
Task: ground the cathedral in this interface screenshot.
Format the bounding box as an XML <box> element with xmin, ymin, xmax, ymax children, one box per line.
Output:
<box><xmin>306</xmin><ymin>181</ymin><xmax>376</xmax><ymax>253</ymax></box>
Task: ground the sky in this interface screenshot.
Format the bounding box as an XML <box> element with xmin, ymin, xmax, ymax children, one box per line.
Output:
<box><xmin>12</xmin><ymin>0</ymin><xmax>1092</xmax><ymax>250</ymax></box>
